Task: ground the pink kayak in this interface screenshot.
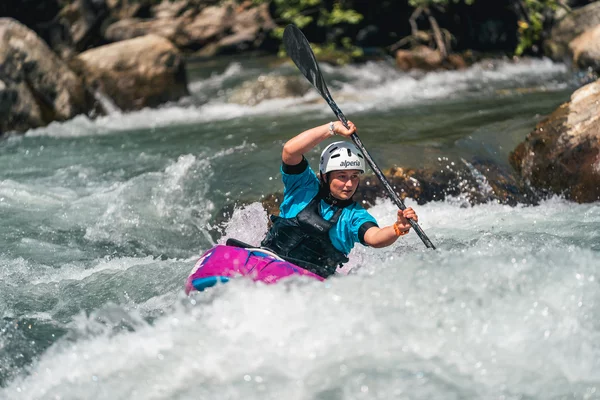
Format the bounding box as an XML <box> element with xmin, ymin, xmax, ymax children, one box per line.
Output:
<box><xmin>185</xmin><ymin>243</ymin><xmax>324</xmax><ymax>294</ymax></box>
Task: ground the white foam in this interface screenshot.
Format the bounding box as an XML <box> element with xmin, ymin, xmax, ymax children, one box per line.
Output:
<box><xmin>22</xmin><ymin>58</ymin><xmax>569</xmax><ymax>139</ymax></box>
<box><xmin>81</xmin><ymin>154</ymin><xmax>215</xmax><ymax>253</ymax></box>
<box><xmin>3</xmin><ymin>198</ymin><xmax>599</xmax><ymax>399</ymax></box>
<box><xmin>0</xmin><ymin>179</ymin><xmax>79</xmax><ymax>207</ymax></box>
<box><xmin>187</xmin><ymin>62</ymin><xmax>245</xmax><ymax>93</ymax></box>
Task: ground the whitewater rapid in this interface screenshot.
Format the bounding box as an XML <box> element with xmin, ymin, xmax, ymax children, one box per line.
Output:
<box><xmin>1</xmin><ymin>56</ymin><xmax>598</xmax><ymax>399</ymax></box>
<box><xmin>2</xmin><ymin>198</ymin><xmax>600</xmax><ymax>400</ymax></box>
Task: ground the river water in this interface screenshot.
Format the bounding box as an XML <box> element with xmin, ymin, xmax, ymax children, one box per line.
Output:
<box><xmin>1</xmin><ymin>56</ymin><xmax>599</xmax><ymax>399</ymax></box>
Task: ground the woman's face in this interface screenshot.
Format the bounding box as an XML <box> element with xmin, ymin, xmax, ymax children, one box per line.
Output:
<box><xmin>328</xmin><ymin>170</ymin><xmax>361</xmax><ymax>200</ymax></box>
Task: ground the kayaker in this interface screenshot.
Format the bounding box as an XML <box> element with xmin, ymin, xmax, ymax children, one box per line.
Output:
<box><xmin>260</xmin><ymin>120</ymin><xmax>418</xmax><ymax>278</ymax></box>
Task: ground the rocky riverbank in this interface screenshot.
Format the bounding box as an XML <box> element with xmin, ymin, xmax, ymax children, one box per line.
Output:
<box><xmin>1</xmin><ymin>0</ymin><xmax>277</xmax><ymax>136</ymax></box>
<box><xmin>2</xmin><ymin>1</ymin><xmax>600</xmax><ymax>135</ymax></box>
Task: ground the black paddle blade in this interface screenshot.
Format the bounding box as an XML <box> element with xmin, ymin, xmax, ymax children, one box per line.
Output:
<box><xmin>283</xmin><ymin>25</ymin><xmax>333</xmax><ymax>103</ymax></box>
<box><xmin>283</xmin><ymin>24</ymin><xmax>348</xmax><ymax>126</ymax></box>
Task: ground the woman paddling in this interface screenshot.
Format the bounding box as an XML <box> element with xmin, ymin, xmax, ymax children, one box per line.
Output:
<box><xmin>259</xmin><ymin>120</ymin><xmax>419</xmax><ymax>278</ymax></box>
<box><xmin>186</xmin><ymin>120</ymin><xmax>420</xmax><ymax>293</ymax></box>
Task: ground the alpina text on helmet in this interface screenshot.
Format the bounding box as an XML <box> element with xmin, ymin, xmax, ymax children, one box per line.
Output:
<box><xmin>340</xmin><ymin>160</ymin><xmax>361</xmax><ymax>168</ymax></box>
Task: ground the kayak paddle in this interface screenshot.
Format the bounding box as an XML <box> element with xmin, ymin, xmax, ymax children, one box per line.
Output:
<box><xmin>283</xmin><ymin>24</ymin><xmax>436</xmax><ymax>250</ymax></box>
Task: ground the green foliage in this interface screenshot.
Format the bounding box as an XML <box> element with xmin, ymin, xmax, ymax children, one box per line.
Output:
<box><xmin>515</xmin><ymin>0</ymin><xmax>559</xmax><ymax>56</ymax></box>
<box><xmin>253</xmin><ymin>0</ymin><xmax>561</xmax><ymax>61</ymax></box>
<box><xmin>267</xmin><ymin>0</ymin><xmax>321</xmax><ymax>29</ymax></box>
<box><xmin>407</xmin><ymin>0</ymin><xmax>558</xmax><ymax>56</ymax></box>
<box><xmin>255</xmin><ymin>0</ymin><xmax>363</xmax><ymax>34</ymax></box>
<box><xmin>408</xmin><ymin>0</ymin><xmax>475</xmax><ymax>9</ymax></box>
<box><xmin>253</xmin><ymin>0</ymin><xmax>364</xmax><ymax>64</ymax></box>
<box><xmin>325</xmin><ymin>3</ymin><xmax>363</xmax><ymax>25</ymax></box>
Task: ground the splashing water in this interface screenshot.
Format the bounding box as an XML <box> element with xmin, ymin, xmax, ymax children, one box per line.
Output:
<box><xmin>1</xmin><ymin>57</ymin><xmax>598</xmax><ymax>399</ymax></box>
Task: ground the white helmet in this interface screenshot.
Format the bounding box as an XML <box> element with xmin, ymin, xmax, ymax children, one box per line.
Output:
<box><xmin>319</xmin><ymin>141</ymin><xmax>365</xmax><ymax>175</ymax></box>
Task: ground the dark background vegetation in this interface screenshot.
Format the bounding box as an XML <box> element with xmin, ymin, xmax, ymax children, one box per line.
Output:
<box><xmin>2</xmin><ymin>0</ymin><xmax>595</xmax><ymax>59</ymax></box>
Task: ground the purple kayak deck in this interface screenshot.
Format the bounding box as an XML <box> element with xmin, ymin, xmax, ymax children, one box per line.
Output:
<box><xmin>185</xmin><ymin>244</ymin><xmax>324</xmax><ymax>294</ymax></box>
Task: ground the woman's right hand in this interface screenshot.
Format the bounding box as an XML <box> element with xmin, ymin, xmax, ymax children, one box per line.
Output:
<box><xmin>332</xmin><ymin>120</ymin><xmax>357</xmax><ymax>137</ymax></box>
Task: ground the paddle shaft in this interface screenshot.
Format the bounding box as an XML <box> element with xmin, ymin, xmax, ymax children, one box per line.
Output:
<box><xmin>327</xmin><ymin>101</ymin><xmax>436</xmax><ymax>249</ymax></box>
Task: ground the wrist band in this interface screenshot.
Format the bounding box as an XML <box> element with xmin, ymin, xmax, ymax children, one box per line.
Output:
<box><xmin>328</xmin><ymin>121</ymin><xmax>335</xmax><ymax>136</ymax></box>
<box><xmin>393</xmin><ymin>222</ymin><xmax>410</xmax><ymax>237</ymax></box>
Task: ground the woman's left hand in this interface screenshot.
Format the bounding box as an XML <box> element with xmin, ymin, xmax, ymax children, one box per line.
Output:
<box><xmin>395</xmin><ymin>207</ymin><xmax>418</xmax><ymax>233</ymax></box>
